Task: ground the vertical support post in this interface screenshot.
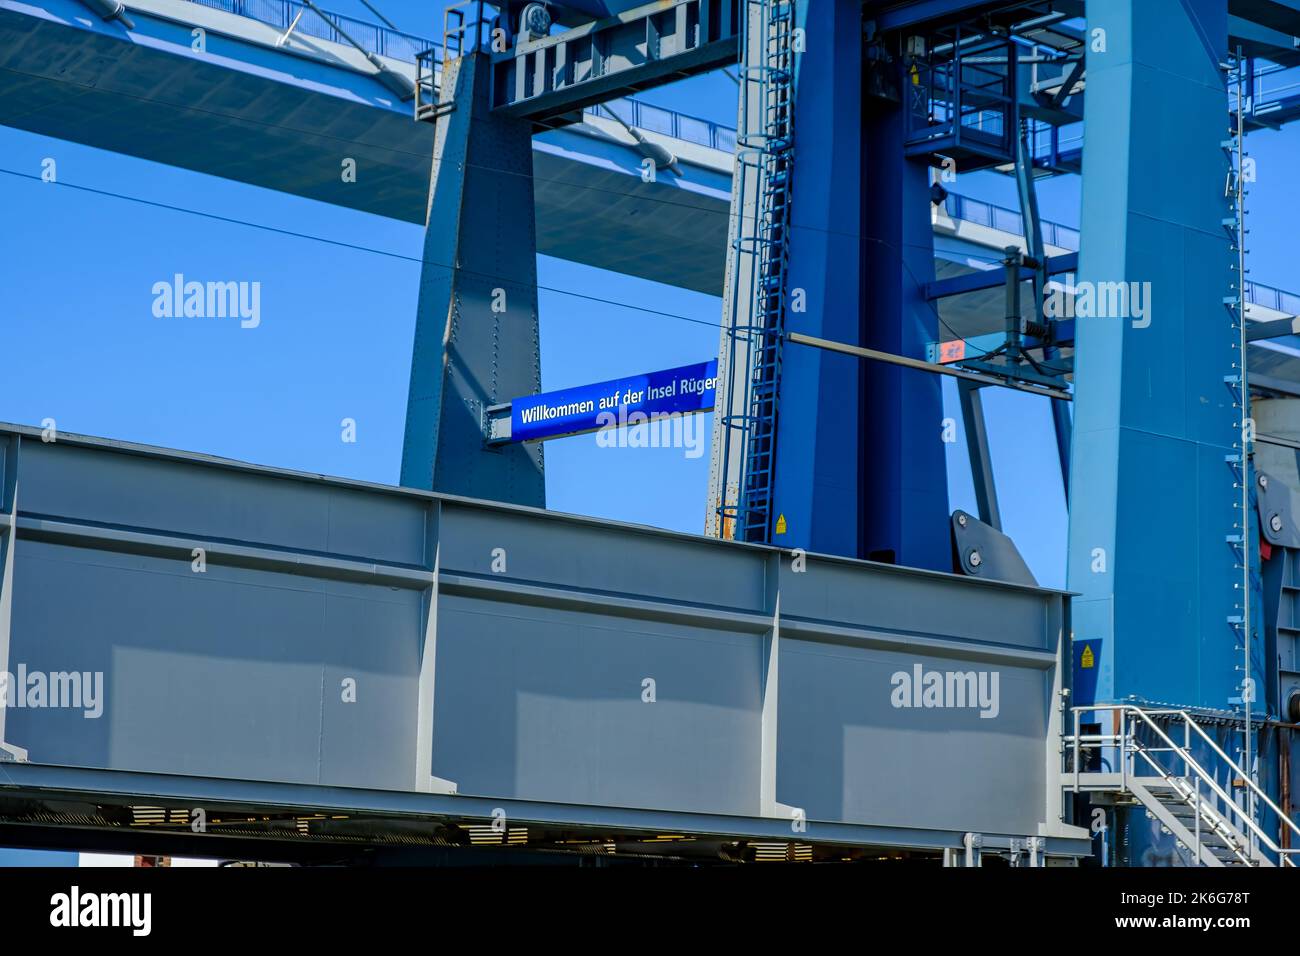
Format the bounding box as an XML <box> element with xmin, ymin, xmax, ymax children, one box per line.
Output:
<box><xmin>759</xmin><ymin>552</ymin><xmax>801</xmax><ymax>824</ymax></box>
<box><xmin>1066</xmin><ymin>0</ymin><xmax>1237</xmax><ymax>708</ymax></box>
<box><xmin>1017</xmin><ymin>126</ymin><xmax>1074</xmax><ymax>494</ymax></box>
<box><xmin>857</xmin><ymin>35</ymin><xmax>949</xmax><ymax>569</ymax></box>
<box><xmin>1044</xmin><ymin>597</ymin><xmax>1079</xmax><ymax>837</ymax></box>
<box><xmin>762</xmin><ymin>0</ymin><xmax>864</xmax><ymax>557</ymax></box>
<box><xmin>1194</xmin><ymin>776</ymin><xmax>1202</xmax><ymax>860</ymax></box>
<box><xmin>759</xmin><ymin>587</ymin><xmax>781</xmax><ymax>813</ymax></box>
<box><xmin>415</xmin><ymin>500</ymin><xmax>456</xmax><ymax>794</ymax></box>
<box><xmin>1051</xmin><ymin>399</ymin><xmax>1073</xmax><ymax>497</ymax></box>
<box><xmin>400</xmin><ymin>52</ymin><xmax>545</xmax><ymax>507</ymax></box>
<box><xmin>1003</xmin><ymin>245</ymin><xmax>1024</xmax><ymax>360</ymax></box>
<box><xmin>0</xmin><ymin>435</ymin><xmax>27</xmax><ymax>762</ymax></box>
<box><xmin>1026</xmin><ymin>836</ymin><xmax>1043</xmax><ymax>866</ymax></box>
<box><xmin>1121</xmin><ymin>712</ymin><xmax>1128</xmax><ymax>792</ymax></box>
<box><xmin>1073</xmin><ymin>707</ymin><xmax>1081</xmax><ymax>793</ymax></box>
<box><xmin>958</xmin><ymin>380</ymin><xmax>1001</xmax><ymax>529</ymax></box>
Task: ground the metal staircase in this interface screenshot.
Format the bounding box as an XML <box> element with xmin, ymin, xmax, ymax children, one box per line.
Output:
<box><xmin>717</xmin><ymin>0</ymin><xmax>795</xmax><ymax>543</ymax></box>
<box><xmin>1068</xmin><ymin>705</ymin><xmax>1299</xmax><ymax>867</ymax></box>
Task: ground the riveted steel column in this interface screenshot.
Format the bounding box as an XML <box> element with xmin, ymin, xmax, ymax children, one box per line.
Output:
<box><xmin>401</xmin><ymin>53</ymin><xmax>545</xmax><ymax>506</ymax></box>
<box><xmin>1066</xmin><ymin>0</ymin><xmax>1237</xmax><ymax>708</ymax></box>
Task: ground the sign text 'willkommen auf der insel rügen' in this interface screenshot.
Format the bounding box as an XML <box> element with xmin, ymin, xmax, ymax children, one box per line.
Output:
<box><xmin>510</xmin><ymin>361</ymin><xmax>718</xmax><ymax>443</ymax></box>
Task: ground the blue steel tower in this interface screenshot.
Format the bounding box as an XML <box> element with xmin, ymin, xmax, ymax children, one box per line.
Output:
<box><xmin>710</xmin><ymin>0</ymin><xmax>1300</xmax><ymax>864</ymax></box>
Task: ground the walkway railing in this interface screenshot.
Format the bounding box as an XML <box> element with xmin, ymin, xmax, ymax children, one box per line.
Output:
<box><xmin>1069</xmin><ymin>704</ymin><xmax>1300</xmax><ymax>867</ymax></box>
<box><xmin>1245</xmin><ymin>280</ymin><xmax>1300</xmax><ymax>316</ymax></box>
<box><xmin>942</xmin><ymin>192</ymin><xmax>1080</xmax><ymax>250</ymax></box>
<box><xmin>584</xmin><ymin>99</ymin><xmax>738</xmax><ymax>153</ymax></box>
<box><xmin>184</xmin><ymin>0</ymin><xmax>436</xmax><ymax>62</ymax></box>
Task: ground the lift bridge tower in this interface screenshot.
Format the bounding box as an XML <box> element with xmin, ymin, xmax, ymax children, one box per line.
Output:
<box><xmin>697</xmin><ymin>0</ymin><xmax>1300</xmax><ymax>865</ymax></box>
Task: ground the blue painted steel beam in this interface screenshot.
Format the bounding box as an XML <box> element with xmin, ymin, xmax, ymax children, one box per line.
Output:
<box><xmin>765</xmin><ymin>0</ymin><xmax>866</xmax><ymax>557</ymax></box>
<box><xmin>490</xmin><ymin>0</ymin><xmax>740</xmax><ymax>121</ymax></box>
<box><xmin>925</xmin><ymin>253</ymin><xmax>1079</xmax><ymax>300</ymax></box>
<box><xmin>1066</xmin><ymin>0</ymin><xmax>1245</xmax><ymax>710</ymax></box>
<box><xmin>927</xmin><ymin>322</ymin><xmax>1077</xmax><ymax>362</ymax></box>
<box><xmin>865</xmin><ymin>0</ymin><xmax>1016</xmax><ymax>32</ymax></box>
<box><xmin>769</xmin><ymin>0</ymin><xmax>954</xmax><ymax>568</ymax></box>
<box><xmin>856</xmin><ymin>50</ymin><xmax>950</xmax><ymax>569</ymax></box>
<box><xmin>1230</xmin><ymin>0</ymin><xmax>1300</xmax><ymax>34</ymax></box>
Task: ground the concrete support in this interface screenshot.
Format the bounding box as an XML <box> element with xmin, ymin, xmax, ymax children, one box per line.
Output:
<box><xmin>400</xmin><ymin>53</ymin><xmax>545</xmax><ymax>506</ymax></box>
<box><xmin>1066</xmin><ymin>0</ymin><xmax>1239</xmax><ymax>707</ymax></box>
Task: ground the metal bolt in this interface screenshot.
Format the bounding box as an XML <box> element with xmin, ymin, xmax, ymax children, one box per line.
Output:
<box><xmin>968</xmin><ymin>549</ymin><xmax>982</xmax><ymax>568</ymax></box>
<box><xmin>957</xmin><ymin>513</ymin><xmax>968</xmax><ymax>528</ymax></box>
<box><xmin>1270</xmin><ymin>514</ymin><xmax>1283</xmax><ymax>533</ymax></box>
<box><xmin>1259</xmin><ymin>474</ymin><xmax>1269</xmax><ymax>490</ymax></box>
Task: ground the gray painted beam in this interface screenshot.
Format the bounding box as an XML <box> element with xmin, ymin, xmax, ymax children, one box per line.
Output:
<box><xmin>490</xmin><ymin>0</ymin><xmax>739</xmax><ymax>121</ymax></box>
<box><xmin>0</xmin><ymin>421</ymin><xmax>1088</xmax><ymax>855</ymax></box>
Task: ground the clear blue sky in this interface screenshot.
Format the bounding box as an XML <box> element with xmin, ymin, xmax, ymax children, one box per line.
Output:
<box><xmin>1</xmin><ymin>0</ymin><xmax>1298</xmax><ymax>591</ymax></box>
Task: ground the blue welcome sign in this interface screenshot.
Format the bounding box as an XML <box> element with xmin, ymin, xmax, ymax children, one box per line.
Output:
<box><xmin>511</xmin><ymin>360</ymin><xmax>718</xmax><ymax>442</ymax></box>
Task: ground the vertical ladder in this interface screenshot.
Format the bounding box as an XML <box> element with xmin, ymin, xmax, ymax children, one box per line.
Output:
<box><xmin>719</xmin><ymin>0</ymin><xmax>796</xmax><ymax>543</ymax></box>
<box><xmin>1222</xmin><ymin>48</ymin><xmax>1258</xmax><ymax>836</ymax></box>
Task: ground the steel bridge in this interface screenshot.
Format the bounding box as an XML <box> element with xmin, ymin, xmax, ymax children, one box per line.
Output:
<box><xmin>5</xmin><ymin>0</ymin><xmax>1300</xmax><ymax>865</ymax></box>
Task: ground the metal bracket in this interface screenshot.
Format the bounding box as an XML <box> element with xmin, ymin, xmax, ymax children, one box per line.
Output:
<box><xmin>1256</xmin><ymin>470</ymin><xmax>1300</xmax><ymax>549</ymax></box>
<box><xmin>484</xmin><ymin>403</ymin><xmax>512</xmax><ymax>445</ymax></box>
<box><xmin>951</xmin><ymin>510</ymin><xmax>1037</xmax><ymax>586</ymax></box>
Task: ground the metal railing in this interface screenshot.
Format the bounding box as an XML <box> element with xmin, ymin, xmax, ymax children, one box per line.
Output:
<box><xmin>1245</xmin><ymin>280</ymin><xmax>1300</xmax><ymax>316</ymax></box>
<box><xmin>1231</xmin><ymin>60</ymin><xmax>1300</xmax><ymax>122</ymax></box>
<box><xmin>585</xmin><ymin>100</ymin><xmax>738</xmax><ymax>153</ymax></box>
<box><xmin>1069</xmin><ymin>704</ymin><xmax>1300</xmax><ymax>866</ymax></box>
<box><xmin>184</xmin><ymin>0</ymin><xmax>436</xmax><ymax>62</ymax></box>
<box><xmin>942</xmin><ymin>193</ymin><xmax>1080</xmax><ymax>251</ymax></box>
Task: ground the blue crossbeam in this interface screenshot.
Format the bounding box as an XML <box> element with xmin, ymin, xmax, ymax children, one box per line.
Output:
<box><xmin>924</xmin><ymin>253</ymin><xmax>1079</xmax><ymax>300</ymax></box>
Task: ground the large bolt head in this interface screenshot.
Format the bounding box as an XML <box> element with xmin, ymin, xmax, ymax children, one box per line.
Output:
<box><xmin>968</xmin><ymin>549</ymin><xmax>982</xmax><ymax>568</ymax></box>
<box><xmin>1271</xmin><ymin>514</ymin><xmax>1284</xmax><ymax>533</ymax></box>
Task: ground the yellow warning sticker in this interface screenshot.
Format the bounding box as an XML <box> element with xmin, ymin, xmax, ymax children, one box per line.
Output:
<box><xmin>1081</xmin><ymin>644</ymin><xmax>1094</xmax><ymax>669</ymax></box>
<box><xmin>775</xmin><ymin>514</ymin><xmax>787</xmax><ymax>535</ymax></box>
